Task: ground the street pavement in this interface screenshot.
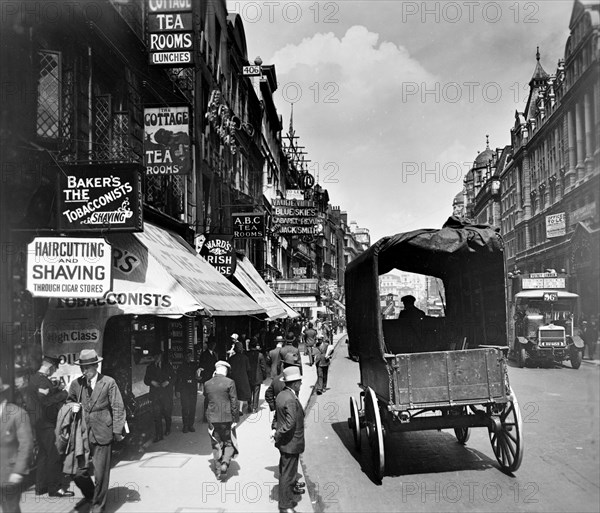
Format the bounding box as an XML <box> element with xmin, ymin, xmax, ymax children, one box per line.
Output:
<box><xmin>19</xmin><ymin>332</ymin><xmax>347</xmax><ymax>513</ymax></box>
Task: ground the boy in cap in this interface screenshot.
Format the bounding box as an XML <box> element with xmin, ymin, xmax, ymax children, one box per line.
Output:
<box><xmin>203</xmin><ymin>361</ymin><xmax>239</xmax><ymax>480</ymax></box>
<box><xmin>274</xmin><ymin>366</ymin><xmax>306</xmax><ymax>512</ymax></box>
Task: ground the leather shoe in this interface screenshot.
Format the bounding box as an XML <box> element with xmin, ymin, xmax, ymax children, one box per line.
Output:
<box><xmin>35</xmin><ymin>488</ymin><xmax>48</xmax><ymax>496</ymax></box>
<box><xmin>165</xmin><ymin>429</ymin><xmax>171</xmax><ymax>436</ymax></box>
<box><xmin>279</xmin><ymin>508</ymin><xmax>296</xmax><ymax>513</ymax></box>
<box><xmin>292</xmin><ymin>486</ymin><xmax>306</xmax><ymax>494</ymax></box>
<box><xmin>49</xmin><ymin>489</ymin><xmax>75</xmax><ymax>497</ymax></box>
<box><xmin>182</xmin><ymin>427</ymin><xmax>188</xmax><ymax>433</ymax></box>
<box><xmin>188</xmin><ymin>426</ymin><xmax>195</xmax><ymax>432</ymax></box>
<box><xmin>295</xmin><ymin>481</ymin><xmax>306</xmax><ymax>487</ymax></box>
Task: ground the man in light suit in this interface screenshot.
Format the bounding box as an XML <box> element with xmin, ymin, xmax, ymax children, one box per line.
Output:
<box><xmin>67</xmin><ymin>349</ymin><xmax>126</xmax><ymax>513</ymax></box>
<box><xmin>274</xmin><ymin>366</ymin><xmax>305</xmax><ymax>513</ymax></box>
<box><xmin>203</xmin><ymin>361</ymin><xmax>239</xmax><ymax>480</ymax></box>
<box><xmin>1</xmin><ymin>377</ymin><xmax>34</xmax><ymax>513</ymax></box>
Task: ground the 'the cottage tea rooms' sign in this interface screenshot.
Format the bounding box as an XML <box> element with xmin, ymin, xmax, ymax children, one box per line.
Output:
<box><xmin>58</xmin><ymin>165</ymin><xmax>143</xmax><ymax>232</ymax></box>
<box><xmin>27</xmin><ymin>238</ymin><xmax>112</xmax><ymax>298</ymax></box>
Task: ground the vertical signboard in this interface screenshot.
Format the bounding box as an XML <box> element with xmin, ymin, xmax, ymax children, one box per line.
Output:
<box><xmin>144</xmin><ymin>106</ymin><xmax>191</xmax><ymax>175</ymax></box>
<box><xmin>546</xmin><ymin>212</ymin><xmax>566</xmax><ymax>238</ymax></box>
<box><xmin>147</xmin><ymin>0</ymin><xmax>194</xmax><ymax>66</ymax></box>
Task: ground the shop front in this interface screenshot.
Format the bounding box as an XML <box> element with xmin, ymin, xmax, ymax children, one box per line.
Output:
<box><xmin>40</xmin><ymin>222</ymin><xmax>265</xmax><ymax>417</ymax></box>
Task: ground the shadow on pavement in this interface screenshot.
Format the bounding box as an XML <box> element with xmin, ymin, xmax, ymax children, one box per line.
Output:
<box><xmin>330</xmin><ymin>421</ymin><xmax>499</xmax><ymax>483</ymax></box>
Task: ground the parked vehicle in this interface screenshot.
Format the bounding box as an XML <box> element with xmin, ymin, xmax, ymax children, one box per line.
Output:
<box><xmin>345</xmin><ymin>218</ymin><xmax>523</xmax><ymax>482</ymax></box>
<box><xmin>512</xmin><ymin>288</ymin><xmax>583</xmax><ymax>369</ymax></box>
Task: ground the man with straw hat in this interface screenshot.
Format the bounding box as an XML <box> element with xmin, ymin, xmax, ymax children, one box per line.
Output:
<box><xmin>1</xmin><ymin>376</ymin><xmax>34</xmax><ymax>513</ymax></box>
<box><xmin>274</xmin><ymin>366</ymin><xmax>305</xmax><ymax>513</ymax></box>
<box><xmin>67</xmin><ymin>349</ymin><xmax>126</xmax><ymax>513</ymax></box>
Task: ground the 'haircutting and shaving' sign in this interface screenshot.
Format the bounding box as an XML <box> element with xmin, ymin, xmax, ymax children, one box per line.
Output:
<box><xmin>27</xmin><ymin>237</ymin><xmax>112</xmax><ymax>298</ymax></box>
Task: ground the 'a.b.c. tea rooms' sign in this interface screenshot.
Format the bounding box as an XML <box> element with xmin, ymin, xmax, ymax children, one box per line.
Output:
<box><xmin>58</xmin><ymin>165</ymin><xmax>143</xmax><ymax>232</ymax></box>
<box><xmin>27</xmin><ymin>237</ymin><xmax>112</xmax><ymax>298</ymax></box>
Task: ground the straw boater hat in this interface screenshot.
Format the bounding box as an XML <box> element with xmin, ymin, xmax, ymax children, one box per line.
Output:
<box><xmin>230</xmin><ymin>333</ymin><xmax>239</xmax><ymax>341</ymax></box>
<box><xmin>275</xmin><ymin>335</ymin><xmax>284</xmax><ymax>342</ymax></box>
<box><xmin>75</xmin><ymin>349</ymin><xmax>103</xmax><ymax>366</ymax></box>
<box><xmin>282</xmin><ymin>366</ymin><xmax>302</xmax><ymax>382</ymax></box>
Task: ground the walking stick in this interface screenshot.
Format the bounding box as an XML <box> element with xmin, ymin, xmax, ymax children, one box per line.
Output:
<box><xmin>65</xmin><ymin>381</ymin><xmax>84</xmax><ymax>474</ymax></box>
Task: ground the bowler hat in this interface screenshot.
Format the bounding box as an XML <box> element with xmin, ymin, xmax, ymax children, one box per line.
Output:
<box><xmin>0</xmin><ymin>377</ymin><xmax>10</xmax><ymax>394</ymax></box>
<box><xmin>401</xmin><ymin>295</ymin><xmax>416</xmax><ymax>304</ymax></box>
<box><xmin>215</xmin><ymin>360</ymin><xmax>231</xmax><ymax>370</ymax></box>
<box><xmin>75</xmin><ymin>349</ymin><xmax>103</xmax><ymax>366</ymax></box>
<box><xmin>282</xmin><ymin>366</ymin><xmax>302</xmax><ymax>382</ymax></box>
<box><xmin>285</xmin><ymin>332</ymin><xmax>296</xmax><ymax>342</ymax></box>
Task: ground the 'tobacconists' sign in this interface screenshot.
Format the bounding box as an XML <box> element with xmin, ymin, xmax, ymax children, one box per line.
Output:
<box><xmin>27</xmin><ymin>238</ymin><xmax>113</xmax><ymax>298</ymax></box>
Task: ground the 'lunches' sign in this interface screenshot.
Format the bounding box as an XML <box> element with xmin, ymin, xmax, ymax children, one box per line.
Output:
<box><xmin>27</xmin><ymin>238</ymin><xmax>112</xmax><ymax>298</ymax></box>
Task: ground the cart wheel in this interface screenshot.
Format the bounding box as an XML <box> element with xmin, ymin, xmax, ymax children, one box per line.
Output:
<box><xmin>454</xmin><ymin>427</ymin><xmax>470</xmax><ymax>444</ymax></box>
<box><xmin>489</xmin><ymin>391</ymin><xmax>524</xmax><ymax>473</ymax></box>
<box><xmin>364</xmin><ymin>387</ymin><xmax>385</xmax><ymax>481</ymax></box>
<box><xmin>569</xmin><ymin>345</ymin><xmax>582</xmax><ymax>369</ymax></box>
<box><xmin>348</xmin><ymin>396</ymin><xmax>362</xmax><ymax>451</ymax></box>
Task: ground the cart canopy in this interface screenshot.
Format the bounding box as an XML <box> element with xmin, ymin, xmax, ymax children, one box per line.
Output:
<box><xmin>345</xmin><ymin>217</ymin><xmax>507</xmax><ymax>358</ymax></box>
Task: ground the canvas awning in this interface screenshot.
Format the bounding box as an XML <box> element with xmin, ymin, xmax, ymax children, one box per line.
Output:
<box><xmin>515</xmin><ymin>290</ymin><xmax>579</xmax><ymax>299</ymax></box>
<box><xmin>273</xmin><ymin>292</ymin><xmax>301</xmax><ymax>319</ymax></box>
<box><xmin>281</xmin><ymin>295</ymin><xmax>318</xmax><ymax>308</ymax></box>
<box><xmin>233</xmin><ymin>255</ymin><xmax>287</xmax><ymax>320</ymax></box>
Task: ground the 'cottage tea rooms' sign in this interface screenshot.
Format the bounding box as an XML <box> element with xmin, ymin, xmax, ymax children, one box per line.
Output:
<box><xmin>58</xmin><ymin>165</ymin><xmax>143</xmax><ymax>232</ymax></box>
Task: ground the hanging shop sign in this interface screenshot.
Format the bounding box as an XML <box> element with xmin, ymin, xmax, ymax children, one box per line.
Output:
<box><xmin>27</xmin><ymin>237</ymin><xmax>112</xmax><ymax>298</ymax></box>
<box><xmin>144</xmin><ymin>106</ymin><xmax>191</xmax><ymax>175</ymax></box>
<box><xmin>272</xmin><ymin>199</ymin><xmax>321</xmax><ymax>236</ymax></box>
<box><xmin>285</xmin><ymin>189</ymin><xmax>305</xmax><ymax>201</ymax></box>
<box><xmin>232</xmin><ymin>212</ymin><xmax>265</xmax><ymax>239</ymax></box>
<box><xmin>546</xmin><ymin>212</ymin><xmax>566</xmax><ymax>238</ymax></box>
<box><xmin>58</xmin><ymin>165</ymin><xmax>143</xmax><ymax>232</ymax></box>
<box><xmin>198</xmin><ymin>234</ymin><xmax>237</xmax><ymax>277</ymax></box>
<box><xmin>147</xmin><ymin>0</ymin><xmax>194</xmax><ymax>66</ymax></box>
<box><xmin>292</xmin><ymin>267</ymin><xmax>307</xmax><ymax>278</ymax></box>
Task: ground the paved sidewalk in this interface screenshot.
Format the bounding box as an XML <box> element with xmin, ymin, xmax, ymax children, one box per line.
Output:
<box><xmin>20</xmin><ymin>332</ymin><xmax>347</xmax><ymax>513</ymax></box>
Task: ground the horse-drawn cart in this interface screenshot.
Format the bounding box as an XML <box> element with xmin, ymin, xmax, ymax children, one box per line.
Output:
<box><xmin>345</xmin><ymin>218</ymin><xmax>523</xmax><ymax>481</ymax></box>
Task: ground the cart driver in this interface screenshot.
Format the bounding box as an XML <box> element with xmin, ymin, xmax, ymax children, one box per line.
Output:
<box><xmin>398</xmin><ymin>295</ymin><xmax>425</xmax><ymax>321</ymax></box>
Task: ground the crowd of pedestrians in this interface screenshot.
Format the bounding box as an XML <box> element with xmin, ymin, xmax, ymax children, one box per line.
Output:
<box><xmin>1</xmin><ymin>317</ymin><xmax>344</xmax><ymax>513</ymax></box>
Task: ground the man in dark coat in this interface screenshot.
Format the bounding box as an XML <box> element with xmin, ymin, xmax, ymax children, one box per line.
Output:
<box><xmin>1</xmin><ymin>377</ymin><xmax>34</xmax><ymax>513</ymax></box>
<box><xmin>144</xmin><ymin>350</ymin><xmax>174</xmax><ymax>441</ymax></box>
<box><xmin>198</xmin><ymin>340</ymin><xmax>218</xmax><ymax>422</ymax></box>
<box><xmin>228</xmin><ymin>341</ymin><xmax>252</xmax><ymax>415</ymax></box>
<box><xmin>302</xmin><ymin>322</ymin><xmax>317</xmax><ymax>365</ymax></box>
<box><xmin>265</xmin><ymin>354</ymin><xmax>301</xmax><ymax>430</ymax></box>
<box><xmin>203</xmin><ymin>361</ymin><xmax>239</xmax><ymax>480</ymax></box>
<box><xmin>279</xmin><ymin>333</ymin><xmax>302</xmax><ymax>375</ymax></box>
<box><xmin>67</xmin><ymin>349</ymin><xmax>126</xmax><ymax>513</ymax></box>
<box><xmin>274</xmin><ymin>366</ymin><xmax>306</xmax><ymax>513</ymax></box>
<box><xmin>247</xmin><ymin>339</ymin><xmax>267</xmax><ymax>414</ymax></box>
<box><xmin>175</xmin><ymin>352</ymin><xmax>200</xmax><ymax>433</ymax></box>
<box><xmin>399</xmin><ymin>295</ymin><xmax>426</xmax><ymax>320</ymax></box>
<box><xmin>28</xmin><ymin>355</ymin><xmax>73</xmax><ymax>497</ymax></box>
<box><xmin>267</xmin><ymin>336</ymin><xmax>284</xmax><ymax>378</ymax></box>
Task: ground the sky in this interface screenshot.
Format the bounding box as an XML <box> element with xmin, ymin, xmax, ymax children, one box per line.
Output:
<box><xmin>226</xmin><ymin>0</ymin><xmax>574</xmax><ymax>243</ymax></box>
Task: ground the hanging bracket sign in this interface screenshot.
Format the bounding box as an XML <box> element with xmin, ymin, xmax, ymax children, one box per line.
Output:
<box><xmin>27</xmin><ymin>237</ymin><xmax>113</xmax><ymax>298</ymax></box>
